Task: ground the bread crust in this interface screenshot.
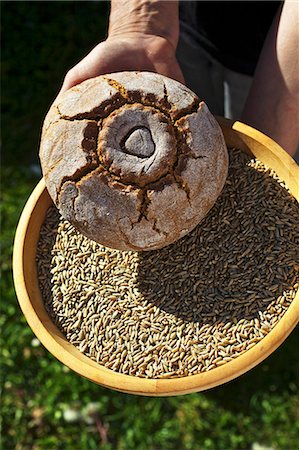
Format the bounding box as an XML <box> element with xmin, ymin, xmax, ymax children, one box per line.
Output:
<box><xmin>40</xmin><ymin>71</ymin><xmax>228</xmax><ymax>251</ymax></box>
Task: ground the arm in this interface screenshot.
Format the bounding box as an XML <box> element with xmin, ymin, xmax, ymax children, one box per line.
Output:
<box><xmin>241</xmin><ymin>0</ymin><xmax>299</xmax><ymax>156</ymax></box>
<box><xmin>60</xmin><ymin>0</ymin><xmax>183</xmax><ymax>93</ymax></box>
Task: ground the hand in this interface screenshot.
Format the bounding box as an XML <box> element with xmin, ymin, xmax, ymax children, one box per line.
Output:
<box><xmin>59</xmin><ymin>34</ymin><xmax>185</xmax><ymax>95</ymax></box>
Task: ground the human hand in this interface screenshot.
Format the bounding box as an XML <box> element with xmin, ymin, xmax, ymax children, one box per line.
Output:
<box><xmin>59</xmin><ymin>1</ymin><xmax>183</xmax><ymax>95</ymax></box>
<box><xmin>59</xmin><ymin>34</ymin><xmax>185</xmax><ymax>95</ymax></box>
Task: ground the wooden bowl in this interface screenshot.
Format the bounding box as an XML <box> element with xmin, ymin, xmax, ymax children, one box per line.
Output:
<box><xmin>13</xmin><ymin>118</ymin><xmax>299</xmax><ymax>396</ymax></box>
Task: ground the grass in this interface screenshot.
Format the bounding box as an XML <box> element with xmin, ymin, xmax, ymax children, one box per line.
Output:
<box><xmin>1</xmin><ymin>2</ymin><xmax>299</xmax><ymax>449</ymax></box>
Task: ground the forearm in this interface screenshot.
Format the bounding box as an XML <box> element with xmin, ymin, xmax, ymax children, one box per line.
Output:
<box><xmin>109</xmin><ymin>0</ymin><xmax>180</xmax><ymax>48</ymax></box>
<box><xmin>60</xmin><ymin>0</ymin><xmax>183</xmax><ymax>94</ymax></box>
<box><xmin>242</xmin><ymin>0</ymin><xmax>299</xmax><ymax>156</ymax></box>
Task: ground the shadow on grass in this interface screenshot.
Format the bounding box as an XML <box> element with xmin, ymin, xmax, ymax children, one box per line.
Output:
<box><xmin>206</xmin><ymin>326</ymin><xmax>299</xmax><ymax>413</ymax></box>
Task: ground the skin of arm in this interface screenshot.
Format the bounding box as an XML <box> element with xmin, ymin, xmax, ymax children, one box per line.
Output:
<box><xmin>60</xmin><ymin>0</ymin><xmax>298</xmax><ymax>157</ymax></box>
<box><xmin>60</xmin><ymin>0</ymin><xmax>184</xmax><ymax>93</ymax></box>
<box><xmin>241</xmin><ymin>0</ymin><xmax>299</xmax><ymax>156</ymax></box>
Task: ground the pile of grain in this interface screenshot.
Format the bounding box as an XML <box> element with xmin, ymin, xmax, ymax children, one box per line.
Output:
<box><xmin>36</xmin><ymin>149</ymin><xmax>299</xmax><ymax>378</ymax></box>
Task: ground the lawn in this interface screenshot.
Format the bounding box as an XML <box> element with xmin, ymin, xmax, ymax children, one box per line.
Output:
<box><xmin>1</xmin><ymin>3</ymin><xmax>299</xmax><ymax>449</ymax></box>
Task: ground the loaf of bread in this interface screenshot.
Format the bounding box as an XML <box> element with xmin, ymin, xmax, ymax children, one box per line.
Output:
<box><xmin>40</xmin><ymin>71</ymin><xmax>228</xmax><ymax>251</ymax></box>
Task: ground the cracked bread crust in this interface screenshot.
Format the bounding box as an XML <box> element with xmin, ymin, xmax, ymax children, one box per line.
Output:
<box><xmin>39</xmin><ymin>71</ymin><xmax>228</xmax><ymax>251</ymax></box>
<box><xmin>98</xmin><ymin>104</ymin><xmax>177</xmax><ymax>187</ymax></box>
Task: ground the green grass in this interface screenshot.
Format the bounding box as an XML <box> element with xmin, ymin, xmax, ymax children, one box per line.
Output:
<box><xmin>1</xmin><ymin>3</ymin><xmax>299</xmax><ymax>449</ymax></box>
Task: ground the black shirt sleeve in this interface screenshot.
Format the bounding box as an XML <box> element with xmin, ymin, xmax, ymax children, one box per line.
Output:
<box><xmin>179</xmin><ymin>1</ymin><xmax>281</xmax><ymax>76</ymax></box>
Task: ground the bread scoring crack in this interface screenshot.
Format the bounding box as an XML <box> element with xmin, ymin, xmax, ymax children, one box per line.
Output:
<box><xmin>55</xmin><ymin>110</ymin><xmax>203</xmax><ymax>207</ymax></box>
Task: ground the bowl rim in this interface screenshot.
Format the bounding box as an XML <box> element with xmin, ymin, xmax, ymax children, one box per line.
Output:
<box><xmin>13</xmin><ymin>118</ymin><xmax>299</xmax><ymax>396</ymax></box>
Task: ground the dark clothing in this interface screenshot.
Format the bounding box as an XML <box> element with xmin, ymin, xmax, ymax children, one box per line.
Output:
<box><xmin>179</xmin><ymin>1</ymin><xmax>281</xmax><ymax>76</ymax></box>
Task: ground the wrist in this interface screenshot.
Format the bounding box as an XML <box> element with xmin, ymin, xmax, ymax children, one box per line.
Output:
<box><xmin>242</xmin><ymin>96</ymin><xmax>299</xmax><ymax>157</ymax></box>
<box><xmin>108</xmin><ymin>0</ymin><xmax>179</xmax><ymax>50</ymax></box>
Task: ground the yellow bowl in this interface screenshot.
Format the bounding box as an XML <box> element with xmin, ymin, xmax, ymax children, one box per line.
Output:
<box><xmin>13</xmin><ymin>118</ymin><xmax>299</xmax><ymax>396</ymax></box>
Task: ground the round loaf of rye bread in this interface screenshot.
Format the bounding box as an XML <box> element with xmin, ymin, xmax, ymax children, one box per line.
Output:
<box><xmin>39</xmin><ymin>71</ymin><xmax>228</xmax><ymax>251</ymax></box>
